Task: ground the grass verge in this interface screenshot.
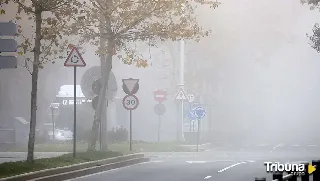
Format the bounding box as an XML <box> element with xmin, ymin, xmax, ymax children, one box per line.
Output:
<box><xmin>0</xmin><ymin>151</ymin><xmax>122</xmax><ymax>179</ymax></box>
<box><xmin>7</xmin><ymin>141</ymin><xmax>192</xmax><ymax>152</ymax></box>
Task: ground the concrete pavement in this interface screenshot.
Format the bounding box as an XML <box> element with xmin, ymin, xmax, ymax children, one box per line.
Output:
<box><xmin>66</xmin><ymin>143</ymin><xmax>320</xmax><ymax>181</ymax></box>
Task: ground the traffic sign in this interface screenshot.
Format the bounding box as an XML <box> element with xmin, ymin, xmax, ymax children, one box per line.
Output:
<box><xmin>154</xmin><ymin>90</ymin><xmax>167</xmax><ymax>103</ymax></box>
<box><xmin>0</xmin><ymin>22</ymin><xmax>17</xmax><ymax>36</ymax></box>
<box><xmin>92</xmin><ymin>79</ymin><xmax>102</xmax><ymax>95</ymax></box>
<box><xmin>187</xmin><ymin>109</ymin><xmax>196</xmax><ymax>120</ymax></box>
<box><xmin>92</xmin><ymin>96</ymin><xmax>98</xmax><ymax>110</ymax></box>
<box><xmin>0</xmin><ymin>39</ymin><xmax>17</xmax><ymax>52</ymax></box>
<box><xmin>187</xmin><ymin>94</ymin><xmax>195</xmax><ymax>103</ymax></box>
<box><xmin>64</xmin><ymin>47</ymin><xmax>86</xmax><ymax>67</ymax></box>
<box><xmin>0</xmin><ymin>56</ymin><xmax>17</xmax><ymax>68</ymax></box>
<box><xmin>174</xmin><ymin>86</ymin><xmax>188</xmax><ymax>100</ymax></box>
<box><xmin>122</xmin><ymin>94</ymin><xmax>139</xmax><ymax>110</ymax></box>
<box><xmin>154</xmin><ymin>103</ymin><xmax>166</xmax><ymax>115</ymax></box>
<box><xmin>80</xmin><ymin>66</ymin><xmax>117</xmax><ymax>100</ymax></box>
<box><xmin>193</xmin><ymin>106</ymin><xmax>206</xmax><ymax>120</ymax></box>
<box><xmin>122</xmin><ymin>78</ymin><xmax>139</xmax><ymax>95</ymax></box>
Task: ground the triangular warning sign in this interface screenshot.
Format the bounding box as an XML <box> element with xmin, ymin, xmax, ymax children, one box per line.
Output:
<box><xmin>64</xmin><ymin>47</ymin><xmax>86</xmax><ymax>67</ymax></box>
<box><xmin>122</xmin><ymin>78</ymin><xmax>139</xmax><ymax>93</ymax></box>
<box><xmin>174</xmin><ymin>87</ymin><xmax>188</xmax><ymax>100</ymax></box>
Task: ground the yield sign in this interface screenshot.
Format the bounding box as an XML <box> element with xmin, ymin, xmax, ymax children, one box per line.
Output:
<box><xmin>122</xmin><ymin>78</ymin><xmax>139</xmax><ymax>94</ymax></box>
<box><xmin>174</xmin><ymin>87</ymin><xmax>188</xmax><ymax>100</ymax></box>
<box><xmin>64</xmin><ymin>47</ymin><xmax>86</xmax><ymax>67</ymax></box>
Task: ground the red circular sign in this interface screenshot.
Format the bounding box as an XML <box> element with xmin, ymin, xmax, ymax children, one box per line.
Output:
<box><xmin>122</xmin><ymin>94</ymin><xmax>139</xmax><ymax>110</ymax></box>
<box><xmin>154</xmin><ymin>90</ymin><xmax>167</xmax><ymax>103</ymax></box>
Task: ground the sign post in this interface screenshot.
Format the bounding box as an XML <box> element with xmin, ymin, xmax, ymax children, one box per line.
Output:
<box><xmin>174</xmin><ymin>86</ymin><xmax>188</xmax><ymax>141</ymax></box>
<box><xmin>64</xmin><ymin>46</ymin><xmax>86</xmax><ymax>158</ymax></box>
<box><xmin>192</xmin><ymin>106</ymin><xmax>206</xmax><ymax>152</ymax></box>
<box><xmin>154</xmin><ymin>103</ymin><xmax>166</xmax><ymax>141</ymax></box>
<box><xmin>122</xmin><ymin>78</ymin><xmax>139</xmax><ymax>151</ymax></box>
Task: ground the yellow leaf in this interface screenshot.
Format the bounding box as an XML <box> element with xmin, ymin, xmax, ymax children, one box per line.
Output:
<box><xmin>0</xmin><ymin>9</ymin><xmax>5</xmax><ymax>14</ymax></box>
<box><xmin>18</xmin><ymin>51</ymin><xmax>24</xmax><ymax>56</ymax></box>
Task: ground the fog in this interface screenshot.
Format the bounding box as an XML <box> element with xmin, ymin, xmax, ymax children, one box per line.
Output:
<box><xmin>2</xmin><ymin>0</ymin><xmax>320</xmax><ymax>145</ymax></box>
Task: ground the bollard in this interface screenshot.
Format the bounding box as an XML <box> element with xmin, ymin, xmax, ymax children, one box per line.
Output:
<box><xmin>272</xmin><ymin>172</ymin><xmax>283</xmax><ymax>181</ymax></box>
<box><xmin>254</xmin><ymin>177</ymin><xmax>266</xmax><ymax>181</ymax></box>
<box><xmin>312</xmin><ymin>160</ymin><xmax>320</xmax><ymax>181</ymax></box>
<box><xmin>301</xmin><ymin>163</ymin><xmax>309</xmax><ymax>181</ymax></box>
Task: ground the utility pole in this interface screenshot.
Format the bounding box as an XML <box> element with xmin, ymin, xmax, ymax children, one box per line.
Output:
<box><xmin>179</xmin><ymin>39</ymin><xmax>185</xmax><ymax>142</ymax></box>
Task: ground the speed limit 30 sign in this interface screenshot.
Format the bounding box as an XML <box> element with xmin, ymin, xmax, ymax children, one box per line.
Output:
<box><xmin>122</xmin><ymin>94</ymin><xmax>139</xmax><ymax>110</ymax></box>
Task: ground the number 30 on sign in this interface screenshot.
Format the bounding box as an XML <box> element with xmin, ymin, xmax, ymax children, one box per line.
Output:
<box><xmin>122</xmin><ymin>94</ymin><xmax>139</xmax><ymax>110</ymax></box>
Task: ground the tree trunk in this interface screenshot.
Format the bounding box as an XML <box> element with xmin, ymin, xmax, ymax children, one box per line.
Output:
<box><xmin>27</xmin><ymin>9</ymin><xmax>42</xmax><ymax>162</ymax></box>
<box><xmin>88</xmin><ymin>38</ymin><xmax>114</xmax><ymax>151</ymax></box>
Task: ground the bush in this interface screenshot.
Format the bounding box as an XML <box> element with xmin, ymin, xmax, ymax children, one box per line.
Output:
<box><xmin>107</xmin><ymin>126</ymin><xmax>128</xmax><ymax>143</ymax></box>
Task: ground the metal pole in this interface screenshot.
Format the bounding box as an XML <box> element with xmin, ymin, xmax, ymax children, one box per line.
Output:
<box><xmin>189</xmin><ymin>104</ymin><xmax>192</xmax><ymax>132</ymax></box>
<box><xmin>73</xmin><ymin>66</ymin><xmax>76</xmax><ymax>158</ymax></box>
<box><xmin>129</xmin><ymin>110</ymin><xmax>132</xmax><ymax>151</ymax></box>
<box><xmin>179</xmin><ymin>40</ymin><xmax>185</xmax><ymax>142</ymax></box>
<box><xmin>196</xmin><ymin>119</ymin><xmax>200</xmax><ymax>152</ymax></box>
<box><xmin>99</xmin><ymin>119</ymin><xmax>102</xmax><ymax>151</ymax></box>
<box><xmin>51</xmin><ymin>108</ymin><xmax>54</xmax><ymax>141</ymax></box>
<box><xmin>158</xmin><ymin>115</ymin><xmax>161</xmax><ymax>142</ymax></box>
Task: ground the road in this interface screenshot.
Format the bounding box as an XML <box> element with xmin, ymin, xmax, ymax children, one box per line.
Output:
<box><xmin>67</xmin><ymin>143</ymin><xmax>320</xmax><ymax>181</ymax></box>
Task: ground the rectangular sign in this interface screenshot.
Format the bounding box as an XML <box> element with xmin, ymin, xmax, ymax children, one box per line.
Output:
<box><xmin>0</xmin><ymin>39</ymin><xmax>17</xmax><ymax>52</ymax></box>
<box><xmin>0</xmin><ymin>56</ymin><xmax>17</xmax><ymax>68</ymax></box>
<box><xmin>0</xmin><ymin>22</ymin><xmax>17</xmax><ymax>36</ymax></box>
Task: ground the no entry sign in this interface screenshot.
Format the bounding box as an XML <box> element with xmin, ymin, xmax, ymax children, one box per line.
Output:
<box><xmin>154</xmin><ymin>90</ymin><xmax>167</xmax><ymax>103</ymax></box>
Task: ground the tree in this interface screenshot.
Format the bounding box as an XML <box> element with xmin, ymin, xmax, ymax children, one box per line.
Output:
<box><xmin>0</xmin><ymin>0</ymin><xmax>81</xmax><ymax>162</ymax></box>
<box><xmin>68</xmin><ymin>0</ymin><xmax>220</xmax><ymax>150</ymax></box>
<box><xmin>301</xmin><ymin>0</ymin><xmax>320</xmax><ymax>52</ymax></box>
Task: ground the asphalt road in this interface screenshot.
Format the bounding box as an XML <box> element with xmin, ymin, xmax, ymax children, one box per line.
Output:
<box><xmin>67</xmin><ymin>143</ymin><xmax>320</xmax><ymax>181</ymax></box>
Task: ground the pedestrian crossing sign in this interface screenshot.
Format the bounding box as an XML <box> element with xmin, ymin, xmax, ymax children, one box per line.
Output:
<box><xmin>174</xmin><ymin>87</ymin><xmax>188</xmax><ymax>100</ymax></box>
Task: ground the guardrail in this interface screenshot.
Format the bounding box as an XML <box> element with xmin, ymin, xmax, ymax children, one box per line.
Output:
<box><xmin>255</xmin><ymin>160</ymin><xmax>320</xmax><ymax>181</ymax></box>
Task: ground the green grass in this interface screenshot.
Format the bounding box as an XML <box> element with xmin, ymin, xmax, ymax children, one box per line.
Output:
<box><xmin>8</xmin><ymin>141</ymin><xmax>191</xmax><ymax>152</ymax></box>
<box><xmin>0</xmin><ymin>151</ymin><xmax>123</xmax><ymax>179</ymax></box>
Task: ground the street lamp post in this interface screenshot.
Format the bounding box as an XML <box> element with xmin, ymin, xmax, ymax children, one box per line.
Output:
<box><xmin>50</xmin><ymin>103</ymin><xmax>60</xmax><ymax>141</ymax></box>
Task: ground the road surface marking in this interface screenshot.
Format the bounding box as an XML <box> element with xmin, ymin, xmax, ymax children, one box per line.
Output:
<box><xmin>247</xmin><ymin>160</ymin><xmax>256</xmax><ymax>163</ymax></box>
<box><xmin>292</xmin><ymin>144</ymin><xmax>300</xmax><ymax>147</ymax></box>
<box><xmin>217</xmin><ymin>162</ymin><xmax>247</xmax><ymax>173</ymax></box>
<box><xmin>151</xmin><ymin>160</ymin><xmax>163</xmax><ymax>163</ymax></box>
<box><xmin>204</xmin><ymin>176</ymin><xmax>212</xmax><ymax>179</ymax></box>
<box><xmin>308</xmin><ymin>144</ymin><xmax>317</xmax><ymax>147</ymax></box>
<box><xmin>271</xmin><ymin>144</ymin><xmax>283</xmax><ymax>152</ymax></box>
<box><xmin>186</xmin><ymin>161</ymin><xmax>207</xmax><ymax>163</ymax></box>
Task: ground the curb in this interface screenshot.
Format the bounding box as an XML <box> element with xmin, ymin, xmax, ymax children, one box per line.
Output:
<box><xmin>0</xmin><ymin>154</ymin><xmax>148</xmax><ymax>181</ymax></box>
<box><xmin>33</xmin><ymin>157</ymin><xmax>149</xmax><ymax>181</ymax></box>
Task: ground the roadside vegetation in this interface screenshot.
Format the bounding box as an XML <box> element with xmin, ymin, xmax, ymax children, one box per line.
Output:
<box><xmin>0</xmin><ymin>151</ymin><xmax>122</xmax><ymax>178</ymax></box>
<box><xmin>7</xmin><ymin>141</ymin><xmax>192</xmax><ymax>152</ymax></box>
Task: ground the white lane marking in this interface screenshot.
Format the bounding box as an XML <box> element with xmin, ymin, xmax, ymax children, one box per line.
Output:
<box><xmin>204</xmin><ymin>176</ymin><xmax>212</xmax><ymax>179</ymax></box>
<box><xmin>151</xmin><ymin>160</ymin><xmax>163</xmax><ymax>163</ymax></box>
<box><xmin>247</xmin><ymin>160</ymin><xmax>256</xmax><ymax>163</ymax></box>
<box><xmin>271</xmin><ymin>144</ymin><xmax>283</xmax><ymax>152</ymax></box>
<box><xmin>186</xmin><ymin>161</ymin><xmax>207</xmax><ymax>163</ymax></box>
<box><xmin>308</xmin><ymin>144</ymin><xmax>317</xmax><ymax>147</ymax></box>
<box><xmin>292</xmin><ymin>144</ymin><xmax>300</xmax><ymax>147</ymax></box>
<box><xmin>217</xmin><ymin>162</ymin><xmax>247</xmax><ymax>173</ymax></box>
<box><xmin>65</xmin><ymin>161</ymin><xmax>153</xmax><ymax>181</ymax></box>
